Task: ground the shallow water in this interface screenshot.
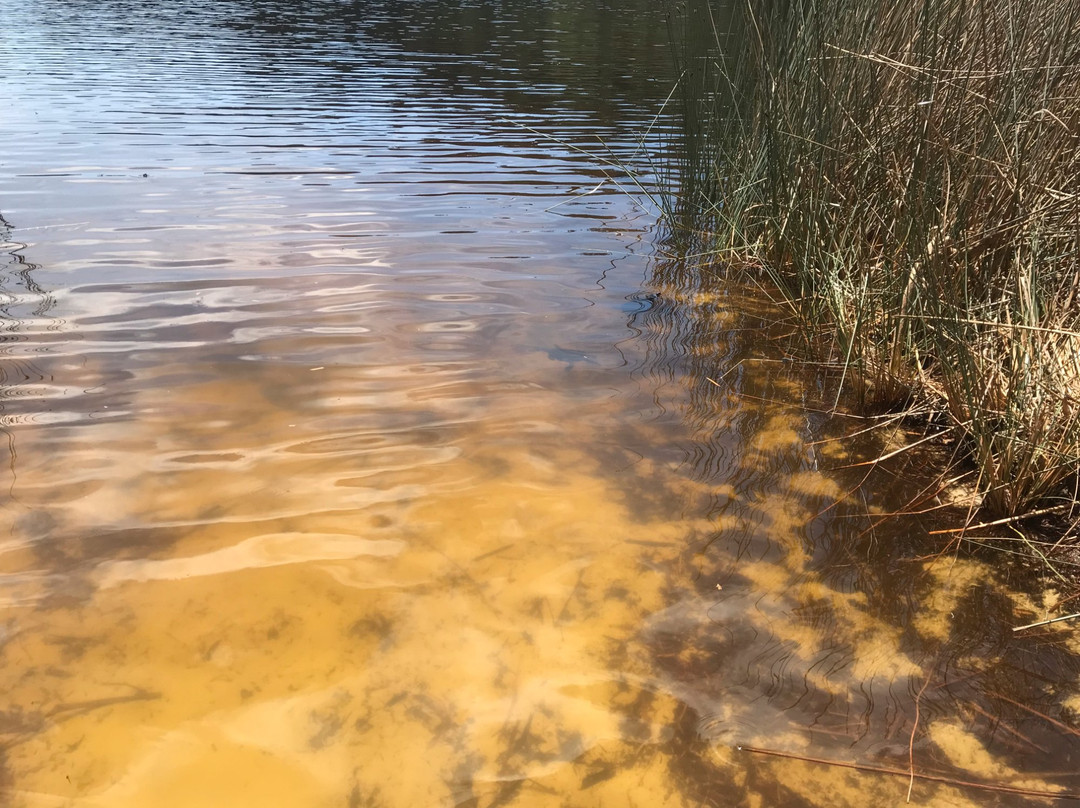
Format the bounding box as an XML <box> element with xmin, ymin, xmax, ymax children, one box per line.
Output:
<box><xmin>2</xmin><ymin>1</ymin><xmax>1080</xmax><ymax>806</ymax></box>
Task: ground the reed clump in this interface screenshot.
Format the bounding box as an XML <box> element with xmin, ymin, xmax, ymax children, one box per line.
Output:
<box><xmin>674</xmin><ymin>0</ymin><xmax>1080</xmax><ymax>521</ymax></box>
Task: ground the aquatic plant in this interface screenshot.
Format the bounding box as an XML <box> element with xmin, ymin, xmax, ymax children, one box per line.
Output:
<box><xmin>666</xmin><ymin>0</ymin><xmax>1080</xmax><ymax>524</ymax></box>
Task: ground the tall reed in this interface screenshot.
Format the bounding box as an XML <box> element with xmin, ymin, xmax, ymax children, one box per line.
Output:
<box><xmin>670</xmin><ymin>0</ymin><xmax>1080</xmax><ymax>519</ymax></box>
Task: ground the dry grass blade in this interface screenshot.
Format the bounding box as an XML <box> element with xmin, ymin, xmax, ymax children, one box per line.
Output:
<box><xmin>665</xmin><ymin>0</ymin><xmax>1080</xmax><ymax>567</ymax></box>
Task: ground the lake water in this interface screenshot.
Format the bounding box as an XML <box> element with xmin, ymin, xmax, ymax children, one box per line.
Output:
<box><xmin>2</xmin><ymin>1</ymin><xmax>1080</xmax><ymax>805</ymax></box>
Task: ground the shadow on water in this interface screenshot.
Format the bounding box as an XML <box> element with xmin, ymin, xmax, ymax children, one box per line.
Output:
<box><xmin>624</xmin><ymin>218</ymin><xmax>1080</xmax><ymax>802</ymax></box>
<box><xmin>645</xmin><ymin>2</ymin><xmax>1080</xmax><ymax>800</ymax></box>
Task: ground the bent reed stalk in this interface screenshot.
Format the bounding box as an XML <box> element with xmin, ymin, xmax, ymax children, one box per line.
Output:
<box><xmin>669</xmin><ymin>0</ymin><xmax>1080</xmax><ymax>522</ymax></box>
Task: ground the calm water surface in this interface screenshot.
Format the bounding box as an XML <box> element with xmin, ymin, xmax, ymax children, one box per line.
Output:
<box><xmin>2</xmin><ymin>1</ymin><xmax>1080</xmax><ymax>805</ymax></box>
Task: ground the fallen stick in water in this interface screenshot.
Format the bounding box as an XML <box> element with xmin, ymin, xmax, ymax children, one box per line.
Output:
<box><xmin>1013</xmin><ymin>611</ymin><xmax>1080</xmax><ymax>631</ymax></box>
<box><xmin>737</xmin><ymin>745</ymin><xmax>1080</xmax><ymax>801</ymax></box>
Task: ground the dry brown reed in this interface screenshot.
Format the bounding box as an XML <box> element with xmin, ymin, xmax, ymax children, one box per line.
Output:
<box><xmin>671</xmin><ymin>0</ymin><xmax>1080</xmax><ymax>521</ymax></box>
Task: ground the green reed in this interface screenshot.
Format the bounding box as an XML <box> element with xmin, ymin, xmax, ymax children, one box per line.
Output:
<box><xmin>666</xmin><ymin>0</ymin><xmax>1080</xmax><ymax>521</ymax></box>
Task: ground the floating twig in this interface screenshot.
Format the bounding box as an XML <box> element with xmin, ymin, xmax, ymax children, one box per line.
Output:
<box><xmin>930</xmin><ymin>503</ymin><xmax>1072</xmax><ymax>535</ymax></box>
<box><xmin>833</xmin><ymin>426</ymin><xmax>959</xmax><ymax>470</ymax></box>
<box><xmin>986</xmin><ymin>691</ymin><xmax>1080</xmax><ymax>738</ymax></box>
<box><xmin>705</xmin><ymin>360</ymin><xmax>745</xmax><ymax>388</ymax></box>
<box><xmin>1013</xmin><ymin>611</ymin><xmax>1080</xmax><ymax>632</ymax></box>
<box><xmin>737</xmin><ymin>745</ymin><xmax>1080</xmax><ymax>800</ymax></box>
<box><xmin>963</xmin><ymin>700</ymin><xmax>1050</xmax><ymax>754</ymax></box>
<box><xmin>908</xmin><ymin>668</ymin><xmax>934</xmax><ymax>803</ymax></box>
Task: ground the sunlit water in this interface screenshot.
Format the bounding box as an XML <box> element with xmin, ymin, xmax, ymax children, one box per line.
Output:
<box><xmin>2</xmin><ymin>1</ymin><xmax>1080</xmax><ymax>806</ymax></box>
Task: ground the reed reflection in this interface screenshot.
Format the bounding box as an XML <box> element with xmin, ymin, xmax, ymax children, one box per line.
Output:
<box><xmin>0</xmin><ymin>214</ymin><xmax>55</xmax><ymax>527</ymax></box>
<box><xmin>0</xmin><ymin>213</ymin><xmax>56</xmax><ymax>414</ymax></box>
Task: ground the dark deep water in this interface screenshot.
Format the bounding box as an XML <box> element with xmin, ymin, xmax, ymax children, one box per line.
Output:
<box><xmin>2</xmin><ymin>1</ymin><xmax>1080</xmax><ymax>805</ymax></box>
